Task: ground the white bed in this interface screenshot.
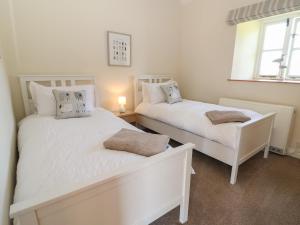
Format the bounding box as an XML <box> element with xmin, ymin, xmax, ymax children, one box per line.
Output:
<box><xmin>134</xmin><ymin>75</ymin><xmax>276</xmax><ymax>184</ymax></box>
<box><xmin>10</xmin><ymin>75</ymin><xmax>195</xmax><ymax>225</ymax></box>
<box><xmin>136</xmin><ymin>100</ymin><xmax>263</xmax><ymax>149</ymax></box>
<box><xmin>14</xmin><ymin>108</ymin><xmax>145</xmax><ymax>204</ymax></box>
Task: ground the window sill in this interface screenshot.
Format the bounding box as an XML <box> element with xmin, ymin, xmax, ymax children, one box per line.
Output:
<box><xmin>228</xmin><ymin>79</ymin><xmax>300</xmax><ymax>84</ymax></box>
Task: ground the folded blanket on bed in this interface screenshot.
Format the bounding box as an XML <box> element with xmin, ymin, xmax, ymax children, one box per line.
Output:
<box><xmin>103</xmin><ymin>129</ymin><xmax>170</xmax><ymax>157</ymax></box>
<box><xmin>206</xmin><ymin>110</ymin><xmax>251</xmax><ymax>125</ymax></box>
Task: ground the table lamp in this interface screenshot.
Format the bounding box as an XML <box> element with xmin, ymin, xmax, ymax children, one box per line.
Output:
<box><xmin>118</xmin><ymin>96</ymin><xmax>126</xmax><ymax>113</ymax></box>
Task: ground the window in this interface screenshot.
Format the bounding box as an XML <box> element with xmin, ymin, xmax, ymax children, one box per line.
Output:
<box><xmin>256</xmin><ymin>14</ymin><xmax>300</xmax><ymax>80</ymax></box>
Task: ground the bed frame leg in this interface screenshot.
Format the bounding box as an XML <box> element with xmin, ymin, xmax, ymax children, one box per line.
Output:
<box><xmin>230</xmin><ymin>163</ymin><xmax>239</xmax><ymax>185</ymax></box>
<box><xmin>179</xmin><ymin>203</ymin><xmax>188</xmax><ymax>224</ymax></box>
<box><xmin>264</xmin><ymin>115</ymin><xmax>274</xmax><ymax>159</ymax></box>
<box><xmin>179</xmin><ymin>148</ymin><xmax>193</xmax><ymax>224</ymax></box>
<box><xmin>264</xmin><ymin>145</ymin><xmax>270</xmax><ymax>158</ymax></box>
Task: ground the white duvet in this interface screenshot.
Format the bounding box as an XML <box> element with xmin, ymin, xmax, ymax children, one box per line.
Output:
<box><xmin>135</xmin><ymin>100</ymin><xmax>262</xmax><ymax>149</ymax></box>
<box><xmin>14</xmin><ymin>108</ymin><xmax>145</xmax><ymax>204</ymax></box>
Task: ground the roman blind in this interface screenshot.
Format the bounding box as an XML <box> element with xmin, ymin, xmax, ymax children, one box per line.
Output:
<box><xmin>227</xmin><ymin>0</ymin><xmax>300</xmax><ymax>25</ymax></box>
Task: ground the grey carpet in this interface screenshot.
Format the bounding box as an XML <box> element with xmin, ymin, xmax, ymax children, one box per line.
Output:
<box><xmin>151</xmin><ymin>140</ymin><xmax>300</xmax><ymax>225</ymax></box>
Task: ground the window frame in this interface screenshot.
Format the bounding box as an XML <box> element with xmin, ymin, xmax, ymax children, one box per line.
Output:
<box><xmin>254</xmin><ymin>14</ymin><xmax>300</xmax><ymax>80</ymax></box>
<box><xmin>286</xmin><ymin>17</ymin><xmax>300</xmax><ymax>78</ymax></box>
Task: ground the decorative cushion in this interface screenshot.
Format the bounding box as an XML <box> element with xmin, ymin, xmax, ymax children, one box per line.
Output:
<box><xmin>52</xmin><ymin>89</ymin><xmax>91</xmax><ymax>119</ymax></box>
<box><xmin>29</xmin><ymin>82</ymin><xmax>95</xmax><ymax>116</ymax></box>
<box><xmin>160</xmin><ymin>82</ymin><xmax>182</xmax><ymax>104</ymax></box>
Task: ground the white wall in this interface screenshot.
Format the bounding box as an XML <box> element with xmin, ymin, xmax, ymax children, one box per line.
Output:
<box><xmin>0</xmin><ymin>0</ymin><xmax>181</xmax><ymax>121</ymax></box>
<box><xmin>0</xmin><ymin>44</ymin><xmax>16</xmax><ymax>225</ymax></box>
<box><xmin>180</xmin><ymin>0</ymin><xmax>300</xmax><ymax>149</ymax></box>
<box><xmin>231</xmin><ymin>20</ymin><xmax>261</xmax><ymax>79</ymax></box>
<box><xmin>1</xmin><ymin>0</ymin><xmax>300</xmax><ymax>149</ymax></box>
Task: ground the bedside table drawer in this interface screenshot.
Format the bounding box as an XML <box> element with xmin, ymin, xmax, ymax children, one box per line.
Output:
<box><xmin>121</xmin><ymin>114</ymin><xmax>136</xmax><ymax>123</ymax></box>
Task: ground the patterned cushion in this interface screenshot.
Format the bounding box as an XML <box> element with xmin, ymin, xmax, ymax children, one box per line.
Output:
<box><xmin>160</xmin><ymin>83</ymin><xmax>182</xmax><ymax>104</ymax></box>
<box><xmin>52</xmin><ymin>90</ymin><xmax>91</xmax><ymax>119</ymax></box>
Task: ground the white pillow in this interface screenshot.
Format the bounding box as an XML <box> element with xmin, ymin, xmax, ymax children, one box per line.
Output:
<box><xmin>142</xmin><ymin>82</ymin><xmax>150</xmax><ymax>103</ymax></box>
<box><xmin>142</xmin><ymin>80</ymin><xmax>176</xmax><ymax>104</ymax></box>
<box><xmin>29</xmin><ymin>82</ymin><xmax>95</xmax><ymax>116</ymax></box>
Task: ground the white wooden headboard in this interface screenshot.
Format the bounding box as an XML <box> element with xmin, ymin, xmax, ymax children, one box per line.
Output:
<box><xmin>19</xmin><ymin>75</ymin><xmax>96</xmax><ymax>116</ymax></box>
<box><xmin>134</xmin><ymin>75</ymin><xmax>173</xmax><ymax>108</ymax></box>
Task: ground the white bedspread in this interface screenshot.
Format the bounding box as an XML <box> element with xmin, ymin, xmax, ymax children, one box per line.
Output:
<box><xmin>135</xmin><ymin>100</ymin><xmax>262</xmax><ymax>149</ymax></box>
<box><xmin>14</xmin><ymin>108</ymin><xmax>145</xmax><ymax>204</ymax></box>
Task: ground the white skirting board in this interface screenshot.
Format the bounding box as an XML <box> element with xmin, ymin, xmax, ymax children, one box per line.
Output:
<box><xmin>287</xmin><ymin>148</ymin><xmax>300</xmax><ymax>159</ymax></box>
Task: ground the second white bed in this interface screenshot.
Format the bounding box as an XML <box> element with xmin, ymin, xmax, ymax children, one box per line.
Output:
<box><xmin>136</xmin><ymin>99</ymin><xmax>262</xmax><ymax>149</ymax></box>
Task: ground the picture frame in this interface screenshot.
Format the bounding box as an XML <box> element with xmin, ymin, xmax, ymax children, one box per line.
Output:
<box><xmin>107</xmin><ymin>31</ymin><xmax>131</xmax><ymax>67</ymax></box>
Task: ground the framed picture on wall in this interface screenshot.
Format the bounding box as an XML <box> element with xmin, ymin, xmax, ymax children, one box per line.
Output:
<box><xmin>107</xmin><ymin>31</ymin><xmax>131</xmax><ymax>67</ymax></box>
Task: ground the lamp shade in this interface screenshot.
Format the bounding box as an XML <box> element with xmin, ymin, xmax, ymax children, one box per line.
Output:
<box><xmin>118</xmin><ymin>96</ymin><xmax>126</xmax><ymax>105</ymax></box>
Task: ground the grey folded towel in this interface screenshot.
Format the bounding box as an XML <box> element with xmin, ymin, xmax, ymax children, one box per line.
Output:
<box><xmin>206</xmin><ymin>110</ymin><xmax>251</xmax><ymax>125</ymax></box>
<box><xmin>103</xmin><ymin>128</ymin><xmax>170</xmax><ymax>157</ymax></box>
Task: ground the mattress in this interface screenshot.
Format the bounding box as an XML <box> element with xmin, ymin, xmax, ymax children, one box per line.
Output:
<box><xmin>14</xmin><ymin>108</ymin><xmax>145</xmax><ymax>204</ymax></box>
<box><xmin>135</xmin><ymin>100</ymin><xmax>262</xmax><ymax>149</ymax></box>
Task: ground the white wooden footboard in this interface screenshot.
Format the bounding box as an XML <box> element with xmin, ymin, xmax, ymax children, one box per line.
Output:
<box><xmin>230</xmin><ymin>113</ymin><xmax>275</xmax><ymax>184</ymax></box>
<box><xmin>136</xmin><ymin>113</ymin><xmax>275</xmax><ymax>185</ymax></box>
<box><xmin>10</xmin><ymin>144</ymin><xmax>194</xmax><ymax>225</ymax></box>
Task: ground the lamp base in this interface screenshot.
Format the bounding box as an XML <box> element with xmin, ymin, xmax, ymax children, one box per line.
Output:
<box><xmin>119</xmin><ymin>105</ymin><xmax>126</xmax><ymax>113</ymax></box>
